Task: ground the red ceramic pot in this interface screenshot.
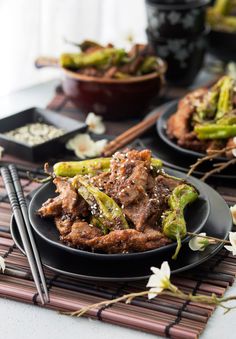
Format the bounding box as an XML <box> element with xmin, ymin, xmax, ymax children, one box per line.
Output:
<box><xmin>35</xmin><ymin>56</ymin><xmax>166</xmax><ymax>120</ymax></box>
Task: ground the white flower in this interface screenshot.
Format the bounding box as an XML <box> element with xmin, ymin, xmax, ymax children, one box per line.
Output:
<box><xmin>189</xmin><ymin>232</ymin><xmax>210</xmax><ymax>252</ymax></box>
<box><xmin>0</xmin><ymin>256</ymin><xmax>5</xmax><ymax>273</ymax></box>
<box><xmin>224</xmin><ymin>232</ymin><xmax>236</xmax><ymax>255</ymax></box>
<box><xmin>230</xmin><ymin>205</ymin><xmax>236</xmax><ymax>225</ymax></box>
<box><xmin>146</xmin><ymin>261</ymin><xmax>171</xmax><ymax>299</ymax></box>
<box><xmin>85</xmin><ymin>112</ymin><xmax>106</xmax><ymax>135</ymax></box>
<box><xmin>66</xmin><ymin>133</ymin><xmax>107</xmax><ymax>159</ymax></box>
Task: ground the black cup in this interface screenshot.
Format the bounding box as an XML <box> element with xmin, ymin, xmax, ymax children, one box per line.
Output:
<box><xmin>147</xmin><ymin>28</ymin><xmax>208</xmax><ymax>86</ymax></box>
<box><xmin>145</xmin><ymin>0</ymin><xmax>210</xmax><ymax>39</ymax></box>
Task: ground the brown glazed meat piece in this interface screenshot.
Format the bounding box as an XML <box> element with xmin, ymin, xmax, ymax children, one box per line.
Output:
<box><xmin>104</xmin><ymin>149</ymin><xmax>151</xmax><ymax>231</ymax></box>
<box><xmin>86</xmin><ymin>228</ymin><xmax>171</xmax><ymax>253</ymax></box>
<box><xmin>54</xmin><ymin>216</ymin><xmax>73</xmax><ymax>236</ymax></box>
<box><xmin>167</xmin><ymin>88</ymin><xmax>207</xmax><ymax>151</ymax></box>
<box><xmin>62</xmin><ymin>220</ymin><xmax>103</xmax><ymax>247</ymax></box>
<box><xmin>38</xmin><ymin>177</ymin><xmax>88</xmax><ymax>218</ymax></box>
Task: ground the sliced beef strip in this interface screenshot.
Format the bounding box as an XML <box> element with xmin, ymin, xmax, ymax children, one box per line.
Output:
<box><xmin>38</xmin><ymin>196</ymin><xmax>62</xmax><ymax>218</ymax></box>
<box><xmin>62</xmin><ymin>220</ymin><xmax>103</xmax><ymax>247</ymax></box>
<box><xmin>55</xmin><ymin>216</ymin><xmax>73</xmax><ymax>236</ymax></box>
<box><xmin>38</xmin><ymin>177</ymin><xmax>88</xmax><ymax>218</ymax></box>
<box><xmin>86</xmin><ymin>228</ymin><xmax>171</xmax><ymax>253</ymax></box>
<box><xmin>102</xmin><ymin>149</ymin><xmax>151</xmax><ymax>231</ymax></box>
<box><xmin>167</xmin><ymin>88</ymin><xmax>207</xmax><ymax>143</ymax></box>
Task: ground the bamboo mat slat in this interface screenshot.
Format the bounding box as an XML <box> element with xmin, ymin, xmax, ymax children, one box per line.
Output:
<box><xmin>0</xmin><ymin>94</ymin><xmax>236</xmax><ymax>339</ymax></box>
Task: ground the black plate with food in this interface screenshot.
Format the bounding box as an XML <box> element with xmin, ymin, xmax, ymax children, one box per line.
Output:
<box><xmin>11</xmin><ymin>177</ymin><xmax>231</xmax><ymax>281</ymax></box>
<box><xmin>29</xmin><ymin>171</ymin><xmax>209</xmax><ymax>257</ymax></box>
<box><xmin>157</xmin><ymin>76</ymin><xmax>236</xmax><ymax>160</ymax></box>
<box><xmin>157</xmin><ymin>100</ymin><xmax>230</xmax><ymax>163</ymax></box>
<box><xmin>29</xmin><ymin>150</ymin><xmax>209</xmax><ymax>260</ymax></box>
<box><xmin>10</xmin><ymin>148</ymin><xmax>216</xmax><ymax>281</ymax></box>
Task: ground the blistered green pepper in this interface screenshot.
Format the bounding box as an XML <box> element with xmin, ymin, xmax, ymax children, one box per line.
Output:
<box><xmin>140</xmin><ymin>56</ymin><xmax>158</xmax><ymax>74</ymax></box>
<box><xmin>216</xmin><ymin>112</ymin><xmax>236</xmax><ymax>125</ymax></box>
<box><xmin>60</xmin><ymin>48</ymin><xmax>126</xmax><ymax>70</ymax></box>
<box><xmin>53</xmin><ymin>158</ymin><xmax>163</xmax><ymax>177</ymax></box>
<box><xmin>194</xmin><ymin>124</ymin><xmax>236</xmax><ymax>139</ymax></box>
<box><xmin>53</xmin><ymin>158</ymin><xmax>111</xmax><ymax>177</ymax></box>
<box><xmin>162</xmin><ymin>184</ymin><xmax>198</xmax><ymax>260</ymax></box>
<box><xmin>216</xmin><ymin>76</ymin><xmax>234</xmax><ymax>120</ymax></box>
<box><xmin>194</xmin><ymin>85</ymin><xmax>220</xmax><ymax>122</ymax></box>
<box><xmin>73</xmin><ymin>175</ymin><xmax>129</xmax><ymax>233</ymax></box>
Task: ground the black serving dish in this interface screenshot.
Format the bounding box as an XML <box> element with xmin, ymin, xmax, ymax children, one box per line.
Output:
<box><xmin>28</xmin><ymin>169</ymin><xmax>209</xmax><ymax>268</ymax></box>
<box><xmin>0</xmin><ymin>107</ymin><xmax>86</xmax><ymax>161</ymax></box>
<box><xmin>141</xmin><ymin>103</ymin><xmax>236</xmax><ymax>181</ymax></box>
<box><xmin>157</xmin><ymin>100</ymin><xmax>227</xmax><ymax>161</ymax></box>
<box><xmin>11</xmin><ymin>175</ymin><xmax>232</xmax><ymax>281</ymax></box>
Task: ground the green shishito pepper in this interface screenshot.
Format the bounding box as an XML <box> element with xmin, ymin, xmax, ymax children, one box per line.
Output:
<box><xmin>60</xmin><ymin>48</ymin><xmax>126</xmax><ymax>70</ymax></box>
<box><xmin>53</xmin><ymin>158</ymin><xmax>163</xmax><ymax>177</ymax></box>
<box><xmin>72</xmin><ymin>175</ymin><xmax>129</xmax><ymax>233</ymax></box>
<box><xmin>53</xmin><ymin>158</ymin><xmax>111</xmax><ymax>177</ymax></box>
<box><xmin>216</xmin><ymin>76</ymin><xmax>234</xmax><ymax>120</ymax></box>
<box><xmin>162</xmin><ymin>184</ymin><xmax>198</xmax><ymax>260</ymax></box>
<box><xmin>194</xmin><ymin>124</ymin><xmax>236</xmax><ymax>139</ymax></box>
<box><xmin>193</xmin><ymin>76</ymin><xmax>234</xmax><ymax>123</ymax></box>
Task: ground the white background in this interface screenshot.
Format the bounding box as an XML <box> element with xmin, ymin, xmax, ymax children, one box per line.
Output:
<box><xmin>0</xmin><ymin>0</ymin><xmax>147</xmax><ymax>96</ymax></box>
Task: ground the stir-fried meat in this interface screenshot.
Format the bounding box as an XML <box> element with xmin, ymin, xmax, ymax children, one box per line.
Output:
<box><xmin>62</xmin><ymin>220</ymin><xmax>103</xmax><ymax>246</ymax></box>
<box><xmin>65</xmin><ymin>228</ymin><xmax>171</xmax><ymax>253</ymax></box>
<box><xmin>103</xmin><ymin>149</ymin><xmax>151</xmax><ymax>231</ymax></box>
<box><xmin>90</xmin><ymin>171</ymin><xmax>110</xmax><ymax>191</ymax></box>
<box><xmin>38</xmin><ymin>177</ymin><xmax>88</xmax><ymax>218</ymax></box>
<box><xmin>38</xmin><ymin>196</ymin><xmax>62</xmax><ymax>218</ymax></box>
<box><xmin>38</xmin><ymin>149</ymin><xmax>188</xmax><ymax>254</ymax></box>
<box><xmin>167</xmin><ymin>88</ymin><xmax>207</xmax><ymax>141</ymax></box>
<box><xmin>55</xmin><ymin>216</ymin><xmax>73</xmax><ymax>236</ymax></box>
<box><xmin>167</xmin><ymin>88</ymin><xmax>209</xmax><ymax>152</ymax></box>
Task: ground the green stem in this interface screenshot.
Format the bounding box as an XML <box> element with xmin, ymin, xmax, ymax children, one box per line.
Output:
<box><xmin>187</xmin><ymin>232</ymin><xmax>231</xmax><ymax>244</ymax></box>
<box><xmin>172</xmin><ymin>233</ymin><xmax>182</xmax><ymax>260</ymax></box>
<box><xmin>62</xmin><ymin>286</ymin><xmax>236</xmax><ymax>318</ymax></box>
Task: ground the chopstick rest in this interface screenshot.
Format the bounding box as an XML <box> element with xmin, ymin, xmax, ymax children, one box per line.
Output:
<box><xmin>1</xmin><ymin>167</ymin><xmax>46</xmax><ymax>305</ymax></box>
<box><xmin>8</xmin><ymin>164</ymin><xmax>49</xmax><ymax>302</ymax></box>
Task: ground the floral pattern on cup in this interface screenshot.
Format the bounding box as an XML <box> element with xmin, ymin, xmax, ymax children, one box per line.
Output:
<box><xmin>146</xmin><ymin>5</ymin><xmax>202</xmax><ymax>38</ymax></box>
<box><xmin>156</xmin><ymin>37</ymin><xmax>205</xmax><ymax>68</ymax></box>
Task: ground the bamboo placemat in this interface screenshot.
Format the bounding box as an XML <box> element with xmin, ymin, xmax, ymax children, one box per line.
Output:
<box><xmin>0</xmin><ymin>89</ymin><xmax>236</xmax><ymax>339</ymax></box>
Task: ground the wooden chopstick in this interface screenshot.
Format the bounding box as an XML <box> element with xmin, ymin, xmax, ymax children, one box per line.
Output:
<box><xmin>8</xmin><ymin>164</ymin><xmax>49</xmax><ymax>302</ymax></box>
<box><xmin>0</xmin><ymin>167</ymin><xmax>46</xmax><ymax>305</ymax></box>
<box><xmin>102</xmin><ymin>109</ymin><xmax>162</xmax><ymax>156</ymax></box>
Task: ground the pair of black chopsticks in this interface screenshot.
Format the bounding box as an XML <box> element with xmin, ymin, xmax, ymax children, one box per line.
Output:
<box><xmin>1</xmin><ymin>165</ymin><xmax>49</xmax><ymax>304</ymax></box>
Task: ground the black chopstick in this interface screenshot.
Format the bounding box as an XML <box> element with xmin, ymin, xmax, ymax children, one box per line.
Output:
<box><xmin>1</xmin><ymin>167</ymin><xmax>47</xmax><ymax>305</ymax></box>
<box><xmin>8</xmin><ymin>164</ymin><xmax>49</xmax><ymax>302</ymax></box>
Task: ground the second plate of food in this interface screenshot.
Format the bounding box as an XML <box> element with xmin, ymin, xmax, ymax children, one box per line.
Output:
<box><xmin>157</xmin><ymin>76</ymin><xmax>236</xmax><ymax>162</ymax></box>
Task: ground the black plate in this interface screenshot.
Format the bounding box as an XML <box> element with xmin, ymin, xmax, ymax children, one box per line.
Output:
<box><xmin>10</xmin><ymin>179</ymin><xmax>232</xmax><ymax>281</ymax></box>
<box><xmin>29</xmin><ymin>169</ymin><xmax>209</xmax><ymax>261</ymax></box>
<box><xmin>152</xmin><ymin>102</ymin><xmax>236</xmax><ymax>180</ymax></box>
<box><xmin>157</xmin><ymin>101</ymin><xmax>227</xmax><ymax>160</ymax></box>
